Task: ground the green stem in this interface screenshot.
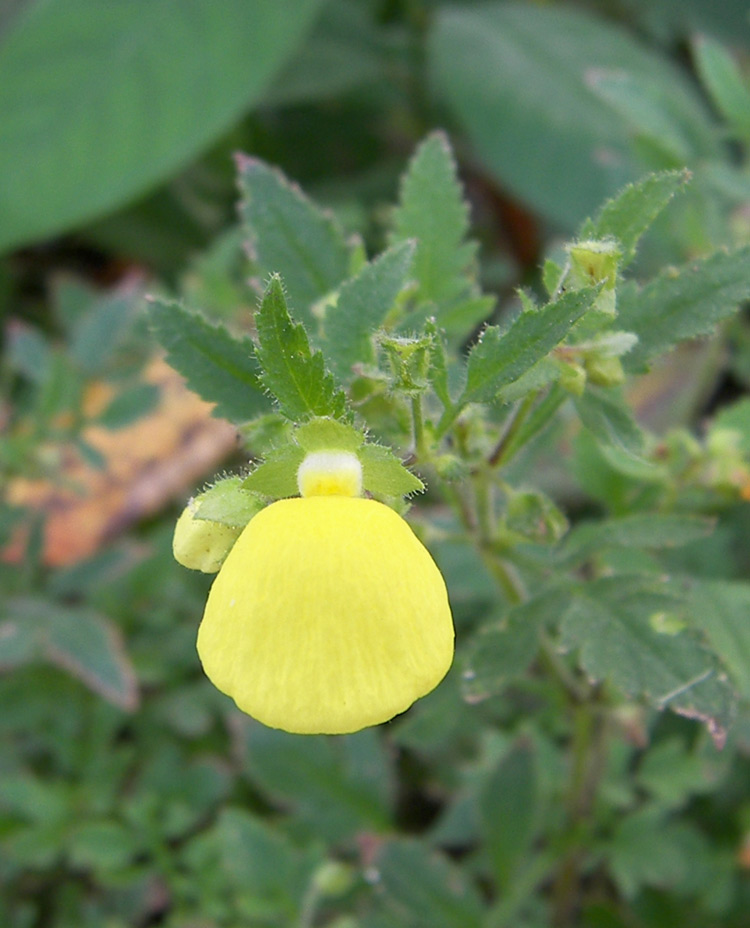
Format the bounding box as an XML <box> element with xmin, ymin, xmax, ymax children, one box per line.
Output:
<box><xmin>411</xmin><ymin>393</ymin><xmax>427</xmax><ymax>459</ymax></box>
<box><xmin>435</xmin><ymin>401</ymin><xmax>463</xmax><ymax>440</ymax></box>
<box><xmin>480</xmin><ymin>546</ymin><xmax>525</xmax><ymax>605</ymax></box>
<box><xmin>551</xmin><ymin>696</ymin><xmax>609</xmax><ymax>928</ymax></box>
<box><xmin>538</xmin><ymin>632</ymin><xmax>589</xmax><ymax>704</ymax></box>
<box><xmin>488</xmin><ymin>392</ymin><xmax>538</xmax><ymax>468</ymax></box>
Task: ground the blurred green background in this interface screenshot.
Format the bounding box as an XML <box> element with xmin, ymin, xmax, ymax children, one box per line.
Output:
<box><xmin>3</xmin><ymin>1</ymin><xmax>750</xmax><ymax>926</ymax></box>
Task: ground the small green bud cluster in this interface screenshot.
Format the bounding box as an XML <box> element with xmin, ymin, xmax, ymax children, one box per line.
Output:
<box><xmin>380</xmin><ymin>333</ymin><xmax>433</xmax><ymax>395</ymax></box>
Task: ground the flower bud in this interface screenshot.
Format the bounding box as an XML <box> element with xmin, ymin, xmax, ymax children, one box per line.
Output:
<box><xmin>567</xmin><ymin>239</ymin><xmax>621</xmax><ymax>315</ymax></box>
<box><xmin>558</xmin><ymin>361</ymin><xmax>587</xmax><ymax>396</ymax></box>
<box><xmin>172</xmin><ymin>498</ymin><xmax>242</xmax><ymax>573</ymax></box>
<box><xmin>584</xmin><ymin>354</ymin><xmax>625</xmax><ymax>387</ymax></box>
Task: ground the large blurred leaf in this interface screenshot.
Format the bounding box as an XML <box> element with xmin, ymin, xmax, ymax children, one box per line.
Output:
<box><xmin>693</xmin><ymin>35</ymin><xmax>750</xmax><ymax>142</ymax></box>
<box><xmin>264</xmin><ymin>0</ymin><xmax>384</xmax><ymax>107</ymax></box>
<box><xmin>430</xmin><ymin>3</ymin><xmax>711</xmax><ymax>226</ymax></box>
<box><xmin>0</xmin><ymin>0</ymin><xmax>324</xmax><ymax>250</ymax></box>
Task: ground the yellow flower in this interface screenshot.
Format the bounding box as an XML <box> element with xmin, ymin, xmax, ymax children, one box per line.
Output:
<box><xmin>196</xmin><ymin>451</ymin><xmax>454</xmax><ymax>734</ymax></box>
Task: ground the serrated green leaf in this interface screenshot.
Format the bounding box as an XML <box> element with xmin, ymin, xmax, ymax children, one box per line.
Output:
<box><xmin>558</xmin><ymin>514</ymin><xmax>715</xmax><ymax>567</ymax></box>
<box><xmin>618</xmin><ymin>247</ymin><xmax>750</xmax><ymax>369</ymax></box>
<box><xmin>463</xmin><ymin>587</ymin><xmax>570</xmax><ymax>702</ymax></box>
<box><xmin>561</xmin><ymin>576</ymin><xmax>734</xmax><ymax>746</ymax></box>
<box><xmin>325</xmin><ymin>240</ymin><xmax>415</xmax><ymax>379</ymax></box>
<box><xmin>583</xmin><ymin>170</ymin><xmax>690</xmax><ymax>267</ymax></box>
<box><xmin>392</xmin><ymin>132</ymin><xmax>473</xmax><ymax>305</ymax></box>
<box><xmin>359</xmin><ymin>444</ymin><xmax>423</xmax><ymax>497</ymax></box>
<box><xmin>424</xmin><ymin>318</ymin><xmax>452</xmax><ymax>409</ymax></box>
<box><xmin>462</xmin><ymin>288</ymin><xmax>599</xmax><ymax>404</ymax></box>
<box><xmin>390</xmin><ymin>132</ymin><xmax>492</xmax><ymax>333</ymax></box>
<box><xmin>693</xmin><ymin>35</ymin><xmax>750</xmax><ymax>141</ymax></box>
<box><xmin>574</xmin><ymin>387</ymin><xmax>644</xmax><ymax>456</ymax></box>
<box><xmin>193</xmin><ymin>476</ymin><xmax>263</xmax><ymax>528</ymax></box>
<box><xmin>242</xmin><ymin>445</ymin><xmax>305</xmax><ymax>498</ymax></box>
<box><xmin>295</xmin><ymin>417</ymin><xmax>364</xmax><ymax>452</ymax></box>
<box><xmin>6</xmin><ymin>598</ymin><xmax>138</xmax><ymax>711</ymax></box>
<box><xmin>374</xmin><ymin>839</ymin><xmax>484</xmax><ymax>928</ymax></box>
<box><xmin>149</xmin><ymin>298</ymin><xmax>268</xmax><ymax>421</ymax></box>
<box><xmin>255</xmin><ymin>275</ymin><xmax>348</xmax><ymax>421</ymax></box>
<box><xmin>238</xmin><ymin>158</ymin><xmax>351</xmax><ymax>327</ymax></box>
<box><xmin>479</xmin><ymin>739</ymin><xmax>538</xmax><ymax>889</ymax></box>
<box><xmin>687</xmin><ymin>580</ymin><xmax>750</xmax><ymax>699</ymax></box>
<box><xmin>0</xmin><ymin>0</ymin><xmax>324</xmax><ymax>251</ymax></box>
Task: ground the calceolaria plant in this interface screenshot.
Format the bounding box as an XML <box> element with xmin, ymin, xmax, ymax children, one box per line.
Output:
<box><xmin>154</xmin><ymin>134</ymin><xmax>750</xmax><ymax>756</ymax></box>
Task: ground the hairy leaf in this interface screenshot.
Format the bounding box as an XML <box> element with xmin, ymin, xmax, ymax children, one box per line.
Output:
<box><xmin>255</xmin><ymin>275</ymin><xmax>348</xmax><ymax>420</ymax></box>
<box><xmin>582</xmin><ymin>170</ymin><xmax>690</xmax><ymax>267</ymax></box>
<box><xmin>238</xmin><ymin>157</ymin><xmax>351</xmax><ymax>327</ymax></box>
<box><xmin>392</xmin><ymin>132</ymin><xmax>474</xmax><ymax>306</ymax></box>
<box><xmin>462</xmin><ymin>288</ymin><xmax>598</xmax><ymax>404</ymax></box>
<box><xmin>618</xmin><ymin>246</ymin><xmax>750</xmax><ymax>369</ymax></box>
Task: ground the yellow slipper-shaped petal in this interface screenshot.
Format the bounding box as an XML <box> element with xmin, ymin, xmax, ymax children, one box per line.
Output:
<box><xmin>197</xmin><ymin>495</ymin><xmax>454</xmax><ymax>734</ymax></box>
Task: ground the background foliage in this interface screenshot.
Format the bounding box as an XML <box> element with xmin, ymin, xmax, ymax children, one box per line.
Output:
<box><xmin>3</xmin><ymin>1</ymin><xmax>750</xmax><ymax>926</ymax></box>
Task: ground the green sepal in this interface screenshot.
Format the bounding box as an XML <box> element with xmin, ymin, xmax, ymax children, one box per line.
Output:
<box><xmin>542</xmin><ymin>258</ymin><xmax>564</xmax><ymax>297</ymax></box>
<box><xmin>242</xmin><ymin>445</ymin><xmax>306</xmax><ymax>498</ymax></box>
<box><xmin>193</xmin><ymin>476</ymin><xmax>265</xmax><ymax>528</ymax></box>
<box><xmin>360</xmin><ymin>444</ymin><xmax>424</xmax><ymax>498</ymax></box>
<box><xmin>295</xmin><ymin>417</ymin><xmax>365</xmax><ymax>453</ymax></box>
